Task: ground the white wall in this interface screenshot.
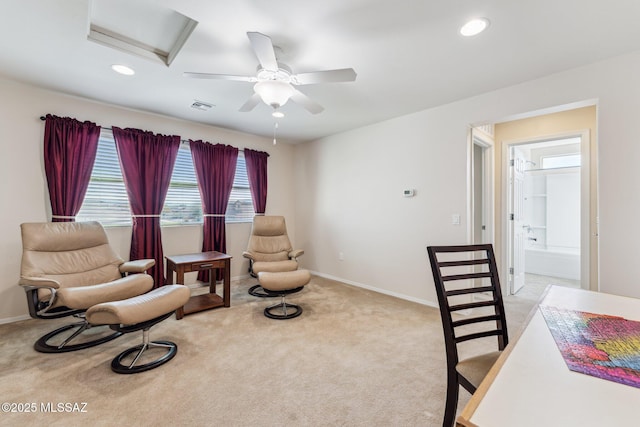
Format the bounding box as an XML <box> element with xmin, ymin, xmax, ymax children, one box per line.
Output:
<box><xmin>0</xmin><ymin>78</ymin><xmax>297</xmax><ymax>323</ymax></box>
<box><xmin>5</xmin><ymin>48</ymin><xmax>640</xmax><ymax>321</ymax></box>
<box><xmin>294</xmin><ymin>110</ymin><xmax>468</xmax><ymax>305</ymax></box>
<box><xmin>294</xmin><ymin>49</ymin><xmax>640</xmax><ymax>303</ymax></box>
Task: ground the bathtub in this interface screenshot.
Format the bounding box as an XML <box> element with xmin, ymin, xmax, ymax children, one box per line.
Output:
<box><xmin>524</xmin><ymin>247</ymin><xmax>580</xmax><ymax>280</ymax></box>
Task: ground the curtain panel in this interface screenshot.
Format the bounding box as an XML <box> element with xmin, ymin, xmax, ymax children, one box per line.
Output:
<box><xmin>244</xmin><ymin>148</ymin><xmax>269</xmax><ymax>215</ymax></box>
<box><xmin>189</xmin><ymin>140</ymin><xmax>238</xmax><ymax>282</ymax></box>
<box><xmin>43</xmin><ymin>114</ymin><xmax>101</xmax><ymax>222</ymax></box>
<box><xmin>113</xmin><ymin>127</ymin><xmax>180</xmax><ymax>288</ymax></box>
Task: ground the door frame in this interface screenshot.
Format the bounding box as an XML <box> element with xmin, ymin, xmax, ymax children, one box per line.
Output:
<box><xmin>501</xmin><ymin>129</ymin><xmax>591</xmax><ymax>294</ymax></box>
<box><xmin>469</xmin><ymin>127</ymin><xmax>495</xmax><ymax>246</ymax></box>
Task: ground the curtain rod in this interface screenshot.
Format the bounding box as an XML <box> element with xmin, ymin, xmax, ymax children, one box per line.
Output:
<box><xmin>40</xmin><ymin>115</ymin><xmax>252</xmax><ymax>151</ymax></box>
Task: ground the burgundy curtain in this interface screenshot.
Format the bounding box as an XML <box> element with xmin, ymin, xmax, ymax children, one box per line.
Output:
<box><xmin>43</xmin><ymin>114</ymin><xmax>101</xmax><ymax>222</ymax></box>
<box><xmin>244</xmin><ymin>148</ymin><xmax>269</xmax><ymax>215</ymax></box>
<box><xmin>113</xmin><ymin>127</ymin><xmax>180</xmax><ymax>288</ymax></box>
<box><xmin>190</xmin><ymin>140</ymin><xmax>238</xmax><ymax>282</ymax></box>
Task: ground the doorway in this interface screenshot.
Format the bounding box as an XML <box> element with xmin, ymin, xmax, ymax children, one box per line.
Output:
<box><xmin>470</xmin><ymin>126</ymin><xmax>494</xmax><ymax>245</ymax></box>
<box><xmin>470</xmin><ymin>105</ymin><xmax>598</xmax><ymax>296</ymax></box>
<box><xmin>504</xmin><ymin>132</ymin><xmax>590</xmax><ymax>294</ymax></box>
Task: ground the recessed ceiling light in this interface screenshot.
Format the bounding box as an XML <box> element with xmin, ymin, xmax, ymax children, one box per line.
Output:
<box><xmin>460</xmin><ymin>18</ymin><xmax>490</xmax><ymax>37</ymax></box>
<box><xmin>111</xmin><ymin>64</ymin><xmax>135</xmax><ymax>75</ymax></box>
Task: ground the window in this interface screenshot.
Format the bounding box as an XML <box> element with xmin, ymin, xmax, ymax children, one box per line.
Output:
<box><xmin>541</xmin><ymin>154</ymin><xmax>581</xmax><ymax>169</ymax></box>
<box><xmin>77</xmin><ymin>130</ymin><xmax>255</xmax><ymax>226</ymax></box>
<box><xmin>161</xmin><ymin>146</ymin><xmax>202</xmax><ymax>226</ymax></box>
<box><xmin>77</xmin><ymin>131</ymin><xmax>131</xmax><ymax>226</ymax></box>
<box><xmin>227</xmin><ymin>152</ymin><xmax>255</xmax><ymax>223</ymax></box>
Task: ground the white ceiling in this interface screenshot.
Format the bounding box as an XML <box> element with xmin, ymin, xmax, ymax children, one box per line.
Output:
<box><xmin>2</xmin><ymin>0</ymin><xmax>640</xmax><ymax>142</ymax></box>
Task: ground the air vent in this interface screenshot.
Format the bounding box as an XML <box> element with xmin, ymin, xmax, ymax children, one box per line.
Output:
<box><xmin>191</xmin><ymin>100</ymin><xmax>214</xmax><ymax>111</ymax></box>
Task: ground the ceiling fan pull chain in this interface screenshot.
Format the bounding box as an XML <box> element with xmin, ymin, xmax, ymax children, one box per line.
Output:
<box><xmin>273</xmin><ymin>122</ymin><xmax>279</xmax><ymax>145</ymax></box>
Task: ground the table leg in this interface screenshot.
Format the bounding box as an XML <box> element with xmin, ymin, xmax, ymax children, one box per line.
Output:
<box><xmin>223</xmin><ymin>259</ymin><xmax>231</xmax><ymax>307</ymax></box>
<box><xmin>209</xmin><ymin>270</ymin><xmax>216</xmax><ymax>294</ymax></box>
<box><xmin>176</xmin><ymin>267</ymin><xmax>185</xmax><ymax>320</ymax></box>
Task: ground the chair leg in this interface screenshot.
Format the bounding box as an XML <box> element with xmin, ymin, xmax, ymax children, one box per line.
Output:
<box><xmin>443</xmin><ymin>372</ymin><xmax>460</xmax><ymax>427</ymax></box>
<box><xmin>34</xmin><ymin>321</ymin><xmax>123</xmax><ymax>353</ymax></box>
<box><xmin>248</xmin><ymin>284</ymin><xmax>278</xmax><ymax>298</ymax></box>
<box><xmin>110</xmin><ymin>328</ymin><xmax>177</xmax><ymax>374</ymax></box>
<box><xmin>264</xmin><ymin>295</ymin><xmax>303</xmax><ymax>319</ymax></box>
<box><xmin>247</xmin><ymin>263</ymin><xmax>277</xmax><ymax>298</ymax></box>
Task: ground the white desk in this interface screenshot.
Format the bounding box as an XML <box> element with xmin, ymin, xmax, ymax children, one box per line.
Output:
<box><xmin>458</xmin><ymin>285</ymin><xmax>640</xmax><ymax>427</ymax></box>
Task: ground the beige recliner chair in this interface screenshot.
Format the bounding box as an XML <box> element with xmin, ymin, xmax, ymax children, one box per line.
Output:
<box><xmin>242</xmin><ymin>215</ymin><xmax>304</xmax><ymax>297</ymax></box>
<box><xmin>20</xmin><ymin>221</ymin><xmax>160</xmax><ymax>354</ymax></box>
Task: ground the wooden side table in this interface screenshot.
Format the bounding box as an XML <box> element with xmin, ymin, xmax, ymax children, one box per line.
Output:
<box><xmin>165</xmin><ymin>251</ymin><xmax>232</xmax><ymax>320</ymax></box>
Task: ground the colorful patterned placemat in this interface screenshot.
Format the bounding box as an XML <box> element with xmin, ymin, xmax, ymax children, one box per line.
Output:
<box><xmin>539</xmin><ymin>305</ymin><xmax>640</xmax><ymax>388</ymax></box>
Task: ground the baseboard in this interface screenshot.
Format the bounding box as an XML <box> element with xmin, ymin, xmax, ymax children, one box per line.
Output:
<box><xmin>0</xmin><ymin>314</ymin><xmax>31</xmax><ymax>325</ymax></box>
<box><xmin>309</xmin><ymin>270</ymin><xmax>438</xmax><ymax>309</ymax></box>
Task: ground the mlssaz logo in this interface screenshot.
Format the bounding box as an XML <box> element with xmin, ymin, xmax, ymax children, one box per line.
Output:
<box><xmin>40</xmin><ymin>402</ymin><xmax>88</xmax><ymax>413</ymax></box>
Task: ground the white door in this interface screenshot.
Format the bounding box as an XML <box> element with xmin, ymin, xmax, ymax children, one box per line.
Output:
<box><xmin>510</xmin><ymin>146</ymin><xmax>526</xmax><ymax>293</ymax></box>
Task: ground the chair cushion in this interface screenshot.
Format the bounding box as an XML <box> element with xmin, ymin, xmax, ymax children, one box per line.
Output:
<box><xmin>456</xmin><ymin>351</ymin><xmax>502</xmax><ymax>388</ymax></box>
<box><xmin>53</xmin><ymin>274</ymin><xmax>154</xmax><ymax>310</ymax></box>
<box><xmin>20</xmin><ymin>222</ymin><xmax>125</xmax><ymax>300</ymax></box>
<box><xmin>252</xmin><ymin>260</ymin><xmax>298</xmax><ymax>274</ymax></box>
<box><xmin>248</xmin><ymin>242</ymin><xmax>293</xmax><ymax>260</ymax></box>
<box><xmin>86</xmin><ymin>285</ymin><xmax>190</xmax><ymax>326</ymax></box>
<box><xmin>258</xmin><ymin>270</ymin><xmax>311</xmax><ymax>292</ymax></box>
<box><xmin>245</xmin><ymin>216</ymin><xmax>294</xmax><ymax>258</ymax></box>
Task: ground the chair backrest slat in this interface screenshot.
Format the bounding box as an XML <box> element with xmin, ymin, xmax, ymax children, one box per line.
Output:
<box><xmin>437</xmin><ymin>258</ymin><xmax>489</xmax><ymax>268</ymax></box>
<box><xmin>455</xmin><ymin>329</ymin><xmax>504</xmax><ymax>344</ymax></box>
<box><xmin>445</xmin><ymin>285</ymin><xmax>494</xmax><ymax>297</ymax></box>
<box><xmin>449</xmin><ymin>300</ymin><xmax>497</xmax><ymax>312</ymax></box>
<box><xmin>452</xmin><ymin>314</ymin><xmax>501</xmax><ymax>328</ymax></box>
<box><xmin>427</xmin><ymin>244</ymin><xmax>509</xmax><ymax>369</ymax></box>
<box><xmin>441</xmin><ymin>271</ymin><xmax>493</xmax><ymax>282</ymax></box>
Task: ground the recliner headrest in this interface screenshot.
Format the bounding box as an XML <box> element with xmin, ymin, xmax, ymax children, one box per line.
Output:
<box><xmin>21</xmin><ymin>221</ymin><xmax>110</xmax><ymax>252</ymax></box>
<box><xmin>252</xmin><ymin>216</ymin><xmax>287</xmax><ymax>236</ymax></box>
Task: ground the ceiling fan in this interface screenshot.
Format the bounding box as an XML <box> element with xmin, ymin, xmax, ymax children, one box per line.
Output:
<box><xmin>183</xmin><ymin>32</ymin><xmax>357</xmax><ymax>116</ymax></box>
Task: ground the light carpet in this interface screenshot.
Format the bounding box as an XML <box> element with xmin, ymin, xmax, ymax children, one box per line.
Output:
<box><xmin>0</xmin><ymin>275</ymin><xmax>545</xmax><ymax>427</ymax></box>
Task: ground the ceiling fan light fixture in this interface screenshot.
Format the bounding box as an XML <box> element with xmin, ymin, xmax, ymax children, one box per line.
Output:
<box><xmin>272</xmin><ymin>110</ymin><xmax>285</xmax><ymax>118</ymax></box>
<box><xmin>460</xmin><ymin>18</ymin><xmax>490</xmax><ymax>37</ymax></box>
<box><xmin>254</xmin><ymin>80</ymin><xmax>295</xmax><ymax>108</ymax></box>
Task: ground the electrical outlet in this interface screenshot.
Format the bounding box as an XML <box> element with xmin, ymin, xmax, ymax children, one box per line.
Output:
<box><xmin>452</xmin><ymin>214</ymin><xmax>461</xmax><ymax>225</ymax></box>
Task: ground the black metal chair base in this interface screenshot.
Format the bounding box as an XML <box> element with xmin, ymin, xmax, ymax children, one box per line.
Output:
<box><xmin>264</xmin><ymin>302</ymin><xmax>303</xmax><ymax>320</ymax></box>
<box><xmin>262</xmin><ymin>286</ymin><xmax>305</xmax><ymax>319</ymax></box>
<box><xmin>34</xmin><ymin>321</ymin><xmax>123</xmax><ymax>353</ymax></box>
<box><xmin>248</xmin><ymin>284</ymin><xmax>278</xmax><ymax>298</ymax></box>
<box><xmin>109</xmin><ymin>312</ymin><xmax>180</xmax><ymax>374</ymax></box>
<box><xmin>111</xmin><ymin>340</ymin><xmax>178</xmax><ymax>374</ymax></box>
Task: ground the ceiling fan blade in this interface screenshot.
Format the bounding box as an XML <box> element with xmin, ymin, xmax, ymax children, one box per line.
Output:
<box><xmin>239</xmin><ymin>93</ymin><xmax>262</xmax><ymax>112</ymax></box>
<box><xmin>247</xmin><ymin>32</ymin><xmax>278</xmax><ymax>71</ymax></box>
<box><xmin>293</xmin><ymin>68</ymin><xmax>357</xmax><ymax>85</ymax></box>
<box><xmin>290</xmin><ymin>89</ymin><xmax>324</xmax><ymax>114</ymax></box>
<box><xmin>183</xmin><ymin>72</ymin><xmax>256</xmax><ymax>82</ymax></box>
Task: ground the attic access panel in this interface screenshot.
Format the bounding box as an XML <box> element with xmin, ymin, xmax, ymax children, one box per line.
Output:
<box><xmin>88</xmin><ymin>0</ymin><xmax>197</xmax><ymax>66</ymax></box>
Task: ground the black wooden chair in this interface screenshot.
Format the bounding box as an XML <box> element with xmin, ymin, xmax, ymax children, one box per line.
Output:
<box><xmin>427</xmin><ymin>244</ymin><xmax>509</xmax><ymax>427</ymax></box>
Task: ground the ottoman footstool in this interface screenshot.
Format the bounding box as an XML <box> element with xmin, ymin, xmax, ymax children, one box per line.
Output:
<box><xmin>86</xmin><ymin>285</ymin><xmax>190</xmax><ymax>374</ymax></box>
<box><xmin>258</xmin><ymin>269</ymin><xmax>311</xmax><ymax>319</ymax></box>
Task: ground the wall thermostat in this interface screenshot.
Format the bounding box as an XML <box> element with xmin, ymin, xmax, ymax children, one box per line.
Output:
<box><xmin>403</xmin><ymin>189</ymin><xmax>415</xmax><ymax>197</ymax></box>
